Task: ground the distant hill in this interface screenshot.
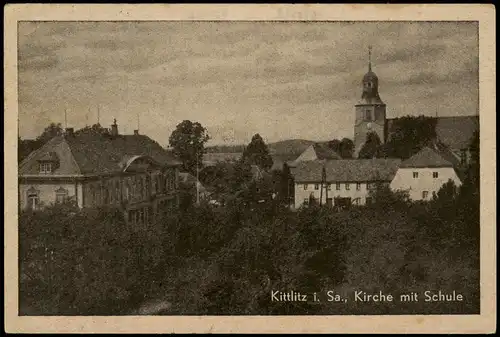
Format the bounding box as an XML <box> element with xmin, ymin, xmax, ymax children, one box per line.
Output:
<box><xmin>268</xmin><ymin>139</ymin><xmax>318</xmax><ymax>156</ymax></box>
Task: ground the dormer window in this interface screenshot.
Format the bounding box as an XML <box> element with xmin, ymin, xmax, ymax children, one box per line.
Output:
<box><xmin>39</xmin><ymin>162</ymin><xmax>52</xmax><ymax>174</ymax></box>
<box><xmin>37</xmin><ymin>151</ymin><xmax>59</xmax><ymax>174</ymax></box>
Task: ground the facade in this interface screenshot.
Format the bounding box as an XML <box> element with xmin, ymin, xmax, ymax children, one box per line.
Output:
<box><xmin>19</xmin><ymin>121</ymin><xmax>181</xmax><ymax>224</ymax></box>
<box><xmin>390</xmin><ymin>147</ymin><xmax>462</xmax><ymax>201</ymax></box>
<box><xmin>293</xmin><ymin>158</ymin><xmax>401</xmax><ymax>208</ymax></box>
<box><xmin>354</xmin><ymin>46</ymin><xmax>387</xmax><ymax>157</ymax></box>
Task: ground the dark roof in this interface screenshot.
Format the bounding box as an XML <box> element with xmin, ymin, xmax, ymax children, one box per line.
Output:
<box><xmin>387</xmin><ymin>116</ymin><xmax>478</xmax><ymax>150</ymax></box>
<box><xmin>312</xmin><ymin>143</ymin><xmax>341</xmax><ymax>160</ymax></box>
<box><xmin>434</xmin><ymin>116</ymin><xmax>479</xmax><ymax>150</ymax></box>
<box><xmin>293</xmin><ymin>158</ymin><xmax>401</xmax><ymax>183</ymax></box>
<box><xmin>64</xmin><ymin>131</ymin><xmax>181</xmax><ymax>174</ymax></box>
<box><xmin>37</xmin><ymin>151</ymin><xmax>59</xmax><ymax>162</ymax></box>
<box><xmin>400</xmin><ymin>147</ymin><xmax>453</xmax><ymax>168</ymax></box>
<box><xmin>270</xmin><ymin>154</ymin><xmax>300</xmax><ymax>171</ymax></box>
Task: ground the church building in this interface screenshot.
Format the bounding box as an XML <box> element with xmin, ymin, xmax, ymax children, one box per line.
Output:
<box><xmin>353</xmin><ymin>46</ymin><xmax>387</xmax><ymax>157</ymax></box>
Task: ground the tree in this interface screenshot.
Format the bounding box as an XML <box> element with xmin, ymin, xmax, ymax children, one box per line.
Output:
<box><xmin>37</xmin><ymin>122</ymin><xmax>64</xmax><ymax>145</ymax></box>
<box><xmin>241</xmin><ymin>134</ymin><xmax>273</xmax><ymax>170</ymax></box>
<box><xmin>327</xmin><ymin>139</ymin><xmax>341</xmax><ymax>153</ymax></box>
<box><xmin>339</xmin><ymin>138</ymin><xmax>354</xmax><ymax>159</ymax></box>
<box><xmin>382</xmin><ymin>115</ymin><xmax>437</xmax><ymax>159</ymax></box>
<box><xmin>74</xmin><ymin>123</ymin><xmax>108</xmax><ymax>135</ymax></box>
<box><xmin>358</xmin><ymin>132</ymin><xmax>382</xmax><ymax>159</ymax></box>
<box><xmin>168</xmin><ymin>120</ymin><xmax>210</xmax><ymax>175</ymax></box>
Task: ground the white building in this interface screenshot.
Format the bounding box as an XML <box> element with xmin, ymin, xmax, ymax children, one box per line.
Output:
<box><xmin>390</xmin><ymin>146</ymin><xmax>463</xmax><ymax>201</ymax></box>
<box><xmin>293</xmin><ymin>158</ymin><xmax>401</xmax><ymax>208</ymax></box>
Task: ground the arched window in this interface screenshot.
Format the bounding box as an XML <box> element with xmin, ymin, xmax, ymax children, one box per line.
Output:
<box><xmin>26</xmin><ymin>187</ymin><xmax>39</xmax><ymax>210</ymax></box>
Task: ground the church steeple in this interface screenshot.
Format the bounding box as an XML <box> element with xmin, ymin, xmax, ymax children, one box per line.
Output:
<box><xmin>353</xmin><ymin>45</ymin><xmax>387</xmax><ymax>157</ymax></box>
<box><xmin>368</xmin><ymin>45</ymin><xmax>372</xmax><ymax>72</ymax></box>
<box><xmin>360</xmin><ymin>45</ymin><xmax>383</xmax><ymax>104</ymax></box>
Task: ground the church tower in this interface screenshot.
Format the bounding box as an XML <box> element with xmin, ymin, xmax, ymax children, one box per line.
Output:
<box><xmin>354</xmin><ymin>46</ymin><xmax>386</xmax><ymax>157</ymax></box>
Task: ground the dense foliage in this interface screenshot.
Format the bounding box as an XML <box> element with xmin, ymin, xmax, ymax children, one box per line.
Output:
<box><xmin>168</xmin><ymin>120</ymin><xmax>210</xmax><ymax>175</ymax></box>
<box><xmin>358</xmin><ymin>132</ymin><xmax>382</xmax><ymax>159</ymax></box>
<box><xmin>380</xmin><ymin>115</ymin><xmax>438</xmax><ymax>159</ymax></box>
<box><xmin>327</xmin><ymin>138</ymin><xmax>354</xmax><ymax>159</ymax></box>
<box><xmin>20</xmin><ymin>182</ymin><xmax>479</xmax><ymax>315</ymax></box>
<box><xmin>241</xmin><ymin>134</ymin><xmax>273</xmax><ymax>170</ymax></box>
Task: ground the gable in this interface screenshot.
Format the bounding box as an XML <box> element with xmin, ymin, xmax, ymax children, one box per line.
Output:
<box><xmin>293</xmin><ymin>145</ymin><xmax>319</xmax><ymax>163</ymax></box>
<box><xmin>400</xmin><ymin>147</ymin><xmax>453</xmax><ymax>168</ymax></box>
<box><xmin>19</xmin><ymin>136</ymin><xmax>82</xmax><ymax>175</ymax></box>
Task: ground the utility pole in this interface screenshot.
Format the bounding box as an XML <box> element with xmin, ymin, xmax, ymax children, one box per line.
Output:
<box><xmin>196</xmin><ymin>152</ymin><xmax>200</xmax><ymax>205</ymax></box>
<box><xmin>64</xmin><ymin>108</ymin><xmax>68</xmax><ymax>129</ymax></box>
<box><xmin>319</xmin><ymin>166</ymin><xmax>324</xmax><ymax>207</ymax></box>
<box><xmin>97</xmin><ymin>105</ymin><xmax>100</xmax><ymax>125</ymax></box>
<box><xmin>324</xmin><ymin>166</ymin><xmax>329</xmax><ymax>206</ymax></box>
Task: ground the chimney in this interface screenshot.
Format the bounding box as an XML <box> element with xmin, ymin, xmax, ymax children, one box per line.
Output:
<box><xmin>134</xmin><ymin>130</ymin><xmax>139</xmax><ymax>135</ymax></box>
<box><xmin>65</xmin><ymin>127</ymin><xmax>74</xmax><ymax>136</ymax></box>
<box><xmin>111</xmin><ymin>118</ymin><xmax>119</xmax><ymax>136</ymax></box>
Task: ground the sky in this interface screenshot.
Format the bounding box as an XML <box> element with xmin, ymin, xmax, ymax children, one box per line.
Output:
<box><xmin>18</xmin><ymin>21</ymin><xmax>478</xmax><ymax>147</ymax></box>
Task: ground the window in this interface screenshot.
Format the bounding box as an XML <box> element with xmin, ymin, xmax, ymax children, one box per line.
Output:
<box><xmin>413</xmin><ymin>172</ymin><xmax>419</xmax><ymax>179</ymax></box>
<box><xmin>27</xmin><ymin>188</ymin><xmax>39</xmax><ymax>210</ymax></box>
<box><xmin>366</xmin><ymin>197</ymin><xmax>373</xmax><ymax>205</ymax></box>
<box><xmin>327</xmin><ymin>184</ymin><xmax>331</xmax><ymax>190</ymax></box>
<box><xmin>433</xmin><ymin>172</ymin><xmax>439</xmax><ymax>178</ymax></box>
<box><xmin>39</xmin><ymin>162</ymin><xmax>52</xmax><ymax>174</ymax></box>
<box><xmin>422</xmin><ymin>191</ymin><xmax>429</xmax><ymax>199</ymax></box>
<box><xmin>326</xmin><ymin>198</ymin><xmax>333</xmax><ymax>206</ymax></box>
<box><xmin>314</xmin><ymin>184</ymin><xmax>319</xmax><ymax>190</ymax></box>
<box><xmin>365</xmin><ymin>109</ymin><xmax>372</xmax><ymax>121</ymax></box>
<box><xmin>345</xmin><ymin>183</ymin><xmax>350</xmax><ymax>190</ymax></box>
<box><xmin>55</xmin><ymin>187</ymin><xmax>68</xmax><ymax>204</ymax></box>
<box><xmin>336</xmin><ymin>183</ymin><xmax>341</xmax><ymax>190</ymax></box>
<box><xmin>303</xmin><ymin>184</ymin><xmax>308</xmax><ymax>190</ymax></box>
<box><xmin>303</xmin><ymin>198</ymin><xmax>309</xmax><ymax>206</ymax></box>
<box><xmin>356</xmin><ymin>183</ymin><xmax>361</xmax><ymax>191</ymax></box>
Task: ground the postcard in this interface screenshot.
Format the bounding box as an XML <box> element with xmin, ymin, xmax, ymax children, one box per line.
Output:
<box><xmin>4</xmin><ymin>4</ymin><xmax>496</xmax><ymax>334</ymax></box>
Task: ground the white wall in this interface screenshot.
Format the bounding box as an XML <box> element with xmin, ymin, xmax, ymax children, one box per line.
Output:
<box><xmin>390</xmin><ymin>167</ymin><xmax>462</xmax><ymax>201</ymax></box>
<box><xmin>294</xmin><ymin>181</ymin><xmax>376</xmax><ymax>208</ymax></box>
<box><xmin>19</xmin><ymin>182</ymin><xmax>78</xmax><ymax>210</ymax></box>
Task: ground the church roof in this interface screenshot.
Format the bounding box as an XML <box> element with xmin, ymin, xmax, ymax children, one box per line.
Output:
<box><xmin>399</xmin><ymin>146</ymin><xmax>453</xmax><ymax>168</ymax></box>
<box><xmin>434</xmin><ymin>116</ymin><xmax>479</xmax><ymax>150</ymax></box>
<box><xmin>386</xmin><ymin>115</ymin><xmax>479</xmax><ymax>151</ymax></box>
<box><xmin>363</xmin><ymin>70</ymin><xmax>378</xmax><ymax>82</ymax></box>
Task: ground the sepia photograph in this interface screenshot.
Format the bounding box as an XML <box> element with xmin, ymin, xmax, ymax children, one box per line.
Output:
<box><xmin>4</xmin><ymin>4</ymin><xmax>496</xmax><ymax>334</ymax></box>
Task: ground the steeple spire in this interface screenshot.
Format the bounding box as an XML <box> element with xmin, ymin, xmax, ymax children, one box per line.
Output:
<box><xmin>368</xmin><ymin>45</ymin><xmax>372</xmax><ymax>72</ymax></box>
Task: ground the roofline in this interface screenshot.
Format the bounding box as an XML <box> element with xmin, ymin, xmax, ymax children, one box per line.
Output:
<box><xmin>295</xmin><ymin>179</ymin><xmax>393</xmax><ymax>183</ymax></box>
<box><xmin>398</xmin><ymin>164</ymin><xmax>455</xmax><ymax>169</ymax></box>
<box><xmin>354</xmin><ymin>103</ymin><xmax>386</xmax><ymax>107</ymax></box>
<box><xmin>386</xmin><ymin>115</ymin><xmax>479</xmax><ymax>121</ymax></box>
<box><xmin>19</xmin><ymin>165</ymin><xmax>179</xmax><ymax>181</ymax></box>
<box><xmin>19</xmin><ymin>136</ymin><xmax>64</xmax><ymax>171</ymax></box>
